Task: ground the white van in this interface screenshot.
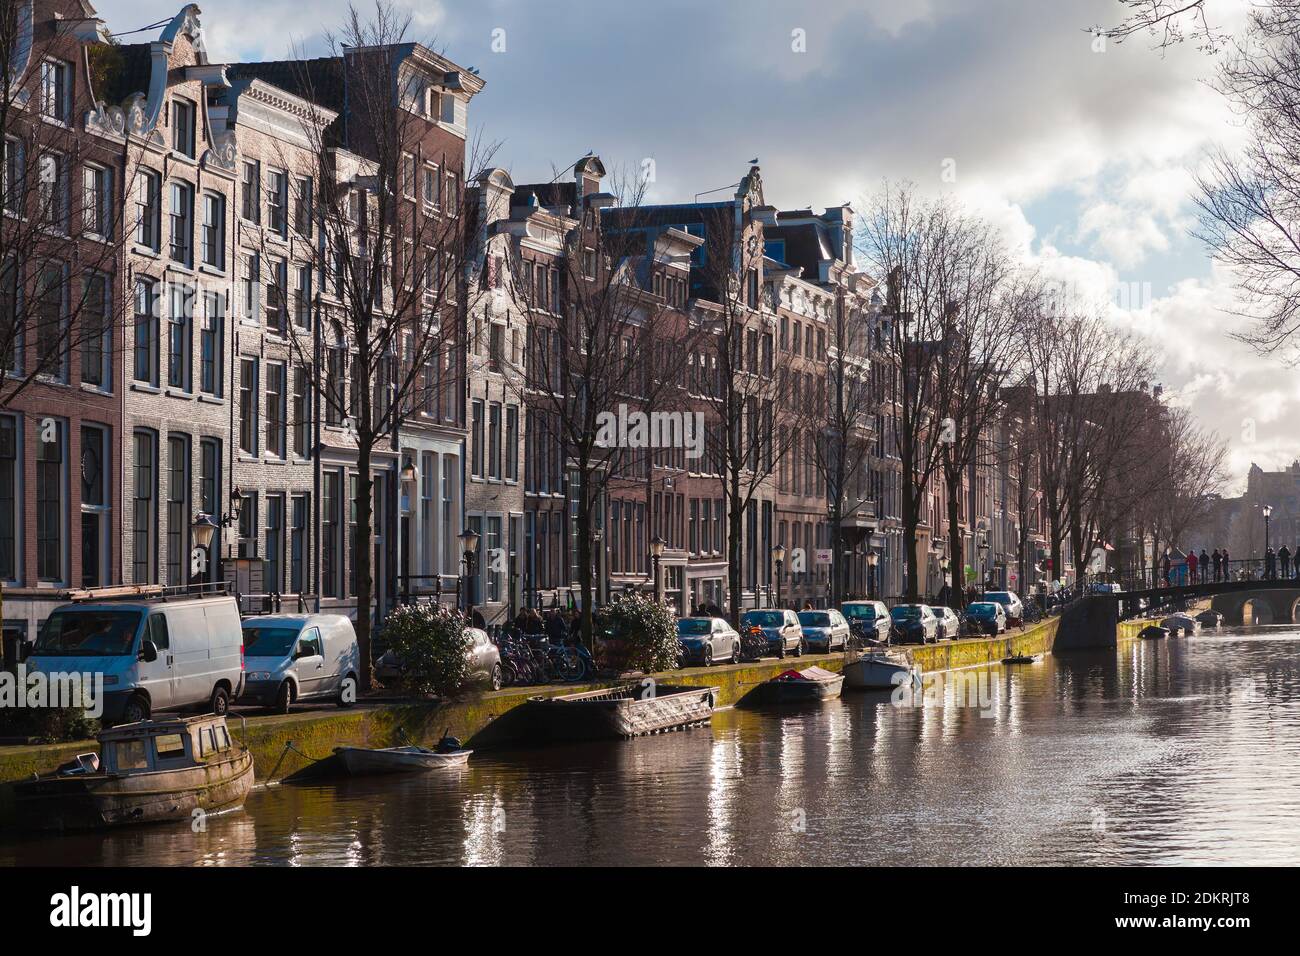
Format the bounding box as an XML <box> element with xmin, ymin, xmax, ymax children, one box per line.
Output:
<box><xmin>239</xmin><ymin>614</ymin><xmax>359</xmax><ymax>713</ymax></box>
<box><xmin>27</xmin><ymin>593</ymin><xmax>245</xmax><ymax>725</ymax></box>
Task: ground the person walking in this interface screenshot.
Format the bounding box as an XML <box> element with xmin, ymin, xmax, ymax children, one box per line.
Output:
<box><xmin>1221</xmin><ymin>548</ymin><xmax>1230</xmax><ymax>581</ymax></box>
<box><xmin>1187</xmin><ymin>549</ymin><xmax>1199</xmax><ymax>585</ymax></box>
<box><xmin>1266</xmin><ymin>546</ymin><xmax>1277</xmax><ymax>580</ymax></box>
<box><xmin>1282</xmin><ymin>545</ymin><xmax>1292</xmax><ymax>580</ymax></box>
<box><xmin>1212</xmin><ymin>549</ymin><xmax>1222</xmax><ymax>582</ymax></box>
<box><xmin>1199</xmin><ymin>549</ymin><xmax>1210</xmax><ymax>584</ymax></box>
<box><xmin>1163</xmin><ymin>551</ymin><xmax>1172</xmax><ymax>587</ymax></box>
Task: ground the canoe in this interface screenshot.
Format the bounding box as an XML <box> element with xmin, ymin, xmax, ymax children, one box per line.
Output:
<box><xmin>333</xmin><ymin>745</ymin><xmax>472</xmax><ymax>775</ymax></box>
<box><xmin>523</xmin><ymin>683</ymin><xmax>718</xmax><ymax>740</ymax></box>
<box><xmin>14</xmin><ymin>714</ymin><xmax>254</xmax><ymax>831</ymax></box>
<box><xmin>762</xmin><ymin>666</ymin><xmax>844</xmax><ymax>703</ymax></box>
<box><xmin>842</xmin><ymin>653</ymin><xmax>919</xmax><ymax>690</ymax></box>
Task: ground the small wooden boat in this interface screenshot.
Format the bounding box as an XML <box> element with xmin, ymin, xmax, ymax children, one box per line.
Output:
<box><xmin>1140</xmin><ymin>624</ymin><xmax>1170</xmax><ymax>640</ymax></box>
<box><xmin>1195</xmin><ymin>609</ymin><xmax>1224</xmax><ymax>628</ymax></box>
<box><xmin>761</xmin><ymin>666</ymin><xmax>844</xmax><ymax>703</ymax></box>
<box><xmin>524</xmin><ymin>684</ymin><xmax>718</xmax><ymax>740</ymax></box>
<box><xmin>842</xmin><ymin>652</ymin><xmax>920</xmax><ymax>690</ymax></box>
<box><xmin>1162</xmin><ymin>613</ymin><xmax>1200</xmax><ymax>636</ymax></box>
<box><xmin>14</xmin><ymin>714</ymin><xmax>254</xmax><ymax>831</ymax></box>
<box><xmin>1001</xmin><ymin>653</ymin><xmax>1038</xmax><ymax>665</ymax></box>
<box><xmin>334</xmin><ymin>744</ymin><xmax>471</xmax><ymax>775</ymax></box>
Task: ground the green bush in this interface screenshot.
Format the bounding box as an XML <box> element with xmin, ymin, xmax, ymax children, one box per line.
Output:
<box><xmin>595</xmin><ymin>595</ymin><xmax>679</xmax><ymax>673</ymax></box>
<box><xmin>380</xmin><ymin>603</ymin><xmax>473</xmax><ymax>697</ymax></box>
<box><xmin>0</xmin><ymin>704</ymin><xmax>100</xmax><ymax>744</ymax></box>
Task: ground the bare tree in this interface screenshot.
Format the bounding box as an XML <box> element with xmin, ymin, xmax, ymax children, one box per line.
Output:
<box><xmin>1094</xmin><ymin>0</ymin><xmax>1228</xmax><ymax>53</ymax></box>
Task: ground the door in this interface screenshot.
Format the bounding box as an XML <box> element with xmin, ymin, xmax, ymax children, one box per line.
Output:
<box><xmin>294</xmin><ymin>628</ymin><xmax>326</xmax><ymax>699</ymax></box>
<box><xmin>137</xmin><ymin>613</ymin><xmax>175</xmax><ymax>709</ymax></box>
<box><xmin>711</xmin><ymin>620</ymin><xmax>726</xmax><ymax>658</ymax></box>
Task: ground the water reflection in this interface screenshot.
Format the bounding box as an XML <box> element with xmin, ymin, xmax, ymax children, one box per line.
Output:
<box><xmin>5</xmin><ymin>625</ymin><xmax>1300</xmax><ymax>866</ymax></box>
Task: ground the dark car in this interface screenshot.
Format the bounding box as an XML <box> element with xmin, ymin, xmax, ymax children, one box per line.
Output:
<box><xmin>841</xmin><ymin>601</ymin><xmax>892</xmax><ymax>644</ymax></box>
<box><xmin>889</xmin><ymin>604</ymin><xmax>938</xmax><ymax>644</ymax></box>
<box><xmin>740</xmin><ymin>609</ymin><xmax>804</xmax><ymax>658</ymax></box>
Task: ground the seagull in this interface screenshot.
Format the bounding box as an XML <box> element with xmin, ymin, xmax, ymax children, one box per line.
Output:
<box><xmin>748</xmin><ymin>157</ymin><xmax>759</xmax><ymax>164</ymax></box>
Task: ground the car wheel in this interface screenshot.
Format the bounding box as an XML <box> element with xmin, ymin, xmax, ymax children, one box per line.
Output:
<box><xmin>777</xmin><ymin>641</ymin><xmax>786</xmax><ymax>660</ymax></box>
<box><xmin>703</xmin><ymin>644</ymin><xmax>713</xmax><ymax>667</ymax></box>
<box><xmin>794</xmin><ymin>638</ymin><xmax>804</xmax><ymax>657</ymax></box>
<box><xmin>121</xmin><ymin>694</ymin><xmax>150</xmax><ymax>724</ymax></box>
<box><xmin>272</xmin><ymin>680</ymin><xmax>292</xmax><ymax>715</ymax></box>
<box><xmin>732</xmin><ymin>643</ymin><xmax>741</xmax><ymax>664</ymax></box>
<box><xmin>210</xmin><ymin>685</ymin><xmax>230</xmax><ymax>717</ymax></box>
<box><xmin>489</xmin><ymin>663</ymin><xmax>503</xmax><ymax>691</ymax></box>
<box><xmin>337</xmin><ymin>673</ymin><xmax>358</xmax><ymax>707</ymax></box>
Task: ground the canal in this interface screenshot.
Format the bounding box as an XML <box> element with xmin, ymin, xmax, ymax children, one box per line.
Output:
<box><xmin>4</xmin><ymin>623</ymin><xmax>1299</xmax><ymax>866</ymax></box>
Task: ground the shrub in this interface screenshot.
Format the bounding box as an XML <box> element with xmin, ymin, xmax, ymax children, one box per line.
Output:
<box><xmin>0</xmin><ymin>703</ymin><xmax>100</xmax><ymax>744</ymax></box>
<box><xmin>595</xmin><ymin>595</ymin><xmax>679</xmax><ymax>673</ymax></box>
<box><xmin>380</xmin><ymin>603</ymin><xmax>472</xmax><ymax>697</ymax></box>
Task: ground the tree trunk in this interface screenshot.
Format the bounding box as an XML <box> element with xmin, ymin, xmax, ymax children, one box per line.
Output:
<box><xmin>946</xmin><ymin>467</ymin><xmax>962</xmax><ymax>608</ymax></box>
<box><xmin>727</xmin><ymin>471</ymin><xmax>743</xmax><ymax>625</ymax></box>
<box><xmin>902</xmin><ymin>475</ymin><xmax>920</xmax><ymax>603</ymax></box>
<box><xmin>354</xmin><ymin>438</ymin><xmax>375</xmax><ymax>690</ymax></box>
<box><xmin>576</xmin><ymin>463</ymin><xmax>594</xmax><ymax>649</ymax></box>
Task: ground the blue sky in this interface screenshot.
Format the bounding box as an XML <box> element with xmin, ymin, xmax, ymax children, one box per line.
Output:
<box><xmin>98</xmin><ymin>0</ymin><xmax>1283</xmax><ymax>490</ymax></box>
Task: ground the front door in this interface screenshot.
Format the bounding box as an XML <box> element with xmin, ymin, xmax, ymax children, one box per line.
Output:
<box><xmin>138</xmin><ymin>613</ymin><xmax>175</xmax><ymax>709</ymax></box>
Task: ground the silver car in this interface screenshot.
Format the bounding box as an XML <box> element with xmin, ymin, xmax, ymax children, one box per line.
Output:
<box><xmin>740</xmin><ymin>609</ymin><xmax>804</xmax><ymax>658</ymax></box>
<box><xmin>375</xmin><ymin>626</ymin><xmax>503</xmax><ymax>691</ymax></box>
<box><xmin>798</xmin><ymin>609</ymin><xmax>850</xmax><ymax>653</ymax></box>
<box><xmin>841</xmin><ymin>601</ymin><xmax>892</xmax><ymax>643</ymax></box>
<box><xmin>928</xmin><ymin>606</ymin><xmax>961</xmax><ymax>640</ymax></box>
<box><xmin>677</xmin><ymin>617</ymin><xmax>741</xmax><ymax>666</ymax></box>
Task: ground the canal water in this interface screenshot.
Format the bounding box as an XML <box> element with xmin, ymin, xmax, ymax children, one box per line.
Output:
<box><xmin>5</xmin><ymin>624</ymin><xmax>1300</xmax><ymax>866</ymax></box>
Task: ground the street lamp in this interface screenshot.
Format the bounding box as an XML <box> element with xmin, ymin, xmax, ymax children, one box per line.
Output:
<box><xmin>650</xmin><ymin>535</ymin><xmax>667</xmax><ymax>604</ymax></box>
<box><xmin>190</xmin><ymin>488</ymin><xmax>243</xmax><ymax>584</ymax></box>
<box><xmin>978</xmin><ymin>537</ymin><xmax>990</xmax><ymax>590</ymax></box>
<box><xmin>772</xmin><ymin>541</ymin><xmax>787</xmax><ymax>608</ymax></box>
<box><xmin>867</xmin><ymin>549</ymin><xmax>879</xmax><ymax>600</ymax></box>
<box><xmin>459</xmin><ymin>527</ymin><xmax>480</xmax><ymax>621</ymax></box>
<box><xmin>400</xmin><ymin>457</ymin><xmax>418</xmax><ymax>484</ymax></box>
<box><xmin>1264</xmin><ymin>504</ymin><xmax>1273</xmax><ymax>576</ymax></box>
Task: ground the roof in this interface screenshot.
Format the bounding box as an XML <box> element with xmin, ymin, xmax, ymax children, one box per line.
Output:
<box><xmin>100</xmin><ymin>713</ymin><xmax>229</xmax><ymax>741</ymax></box>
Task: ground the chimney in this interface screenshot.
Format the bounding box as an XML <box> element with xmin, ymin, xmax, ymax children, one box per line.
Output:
<box><xmin>574</xmin><ymin>154</ymin><xmax>605</xmax><ymax>197</ymax></box>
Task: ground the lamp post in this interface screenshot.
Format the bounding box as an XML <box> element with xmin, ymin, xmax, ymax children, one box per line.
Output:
<box><xmin>867</xmin><ymin>549</ymin><xmax>879</xmax><ymax>600</ymax></box>
<box><xmin>978</xmin><ymin>538</ymin><xmax>990</xmax><ymax>591</ymax></box>
<box><xmin>650</xmin><ymin>535</ymin><xmax>666</xmax><ymax>604</ymax></box>
<box><xmin>191</xmin><ymin>487</ymin><xmax>244</xmax><ymax>586</ymax></box>
<box><xmin>459</xmin><ymin>527</ymin><xmax>480</xmax><ymax>623</ymax></box>
<box><xmin>1264</xmin><ymin>504</ymin><xmax>1273</xmax><ymax>577</ymax></box>
<box><xmin>939</xmin><ymin>555</ymin><xmax>951</xmax><ymax>606</ymax></box>
<box><xmin>773</xmin><ymin>542</ymin><xmax>786</xmax><ymax>609</ymax></box>
<box><xmin>397</xmin><ymin>458</ymin><xmax>417</xmax><ymax>602</ymax></box>
<box><xmin>593</xmin><ymin>528</ymin><xmax>604</xmax><ymax>609</ymax></box>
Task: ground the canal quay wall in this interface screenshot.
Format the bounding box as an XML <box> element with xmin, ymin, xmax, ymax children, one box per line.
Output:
<box><xmin>0</xmin><ymin>615</ymin><xmax>1154</xmax><ymax>824</ymax></box>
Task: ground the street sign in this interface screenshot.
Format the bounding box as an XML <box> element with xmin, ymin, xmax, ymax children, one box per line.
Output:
<box><xmin>814</xmin><ymin>549</ymin><xmax>832</xmax><ymax>564</ymax></box>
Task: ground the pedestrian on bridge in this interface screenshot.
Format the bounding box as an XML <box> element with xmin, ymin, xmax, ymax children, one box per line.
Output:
<box><xmin>1222</xmin><ymin>548</ymin><xmax>1230</xmax><ymax>580</ymax></box>
<box><xmin>1200</xmin><ymin>550</ymin><xmax>1210</xmax><ymax>584</ymax></box>
<box><xmin>1187</xmin><ymin>550</ymin><xmax>1199</xmax><ymax>584</ymax></box>
<box><xmin>1281</xmin><ymin>545</ymin><xmax>1292</xmax><ymax>580</ymax></box>
<box><xmin>1212</xmin><ymin>549</ymin><xmax>1223</xmax><ymax>582</ymax></box>
<box><xmin>1163</xmin><ymin>552</ymin><xmax>1172</xmax><ymax>587</ymax></box>
<box><xmin>1266</xmin><ymin>547</ymin><xmax>1277</xmax><ymax>580</ymax></box>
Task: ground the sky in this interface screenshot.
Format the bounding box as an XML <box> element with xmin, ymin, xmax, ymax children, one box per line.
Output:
<box><xmin>98</xmin><ymin>0</ymin><xmax>1287</xmax><ymax>492</ymax></box>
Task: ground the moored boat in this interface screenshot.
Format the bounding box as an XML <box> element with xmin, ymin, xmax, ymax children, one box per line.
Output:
<box><xmin>523</xmin><ymin>683</ymin><xmax>718</xmax><ymax>740</ymax></box>
<box><xmin>842</xmin><ymin>652</ymin><xmax>920</xmax><ymax>690</ymax></box>
<box><xmin>1139</xmin><ymin>624</ymin><xmax>1170</xmax><ymax>640</ymax></box>
<box><xmin>1001</xmin><ymin>653</ymin><xmax>1039</xmax><ymax>665</ymax></box>
<box><xmin>761</xmin><ymin>666</ymin><xmax>844</xmax><ymax>703</ymax></box>
<box><xmin>334</xmin><ymin>743</ymin><xmax>471</xmax><ymax>775</ymax></box>
<box><xmin>1162</xmin><ymin>612</ymin><xmax>1200</xmax><ymax>636</ymax></box>
<box><xmin>14</xmin><ymin>714</ymin><xmax>254</xmax><ymax>831</ymax></box>
<box><xmin>1195</xmin><ymin>609</ymin><xmax>1224</xmax><ymax>628</ymax></box>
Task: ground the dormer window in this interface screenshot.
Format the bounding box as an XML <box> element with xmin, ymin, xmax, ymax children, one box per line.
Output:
<box><xmin>40</xmin><ymin>59</ymin><xmax>71</xmax><ymax>124</ymax></box>
<box><xmin>426</xmin><ymin>88</ymin><xmax>440</xmax><ymax>119</ymax></box>
<box><xmin>172</xmin><ymin>98</ymin><xmax>196</xmax><ymax>158</ymax></box>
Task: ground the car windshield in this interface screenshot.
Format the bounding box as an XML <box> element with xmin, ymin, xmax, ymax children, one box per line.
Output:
<box><xmin>985</xmin><ymin>592</ymin><xmax>1012</xmax><ymax>603</ymax></box>
<box><xmin>242</xmin><ymin>625</ymin><xmax>301</xmax><ymax>657</ymax></box>
<box><xmin>891</xmin><ymin>606</ymin><xmax>921</xmax><ymax>620</ymax></box>
<box><xmin>34</xmin><ymin>609</ymin><xmax>143</xmax><ymax>657</ymax></box>
<box><xmin>743</xmin><ymin>611</ymin><xmax>784</xmax><ymax>626</ymax></box>
<box><xmin>968</xmin><ymin>603</ymin><xmax>997</xmax><ymax>617</ymax></box>
<box><xmin>841</xmin><ymin>605</ymin><xmax>876</xmax><ymax>620</ymax></box>
<box><xmin>677</xmin><ymin>619</ymin><xmax>712</xmax><ymax>636</ymax></box>
<box><xmin>798</xmin><ymin>612</ymin><xmax>830</xmax><ymax>627</ymax></box>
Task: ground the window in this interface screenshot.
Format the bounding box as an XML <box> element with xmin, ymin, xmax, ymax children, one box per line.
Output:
<box><xmin>471</xmin><ymin>399</ymin><xmax>483</xmax><ymax>477</ymax></box>
<box><xmin>265</xmin><ymin>494</ymin><xmax>284</xmax><ymax>594</ymax></box>
<box><xmin>201</xmin><ymin>193</ymin><xmax>225</xmax><ymax>269</ymax></box>
<box><xmin>3</xmin><ymin>136</ymin><xmax>23</xmax><ymax>215</ymax></box>
<box><xmin>241</xmin><ymin>161</ymin><xmax>260</xmax><ymax>223</ymax></box>
<box><xmin>167</xmin><ymin>283</ymin><xmax>193</xmax><ymax>389</ymax></box>
<box><xmin>290</xmin><ymin>494</ymin><xmax>308</xmax><ymax>594</ymax></box>
<box><xmin>505</xmin><ymin>405</ymin><xmax>518</xmax><ymax>481</ymax></box>
<box><xmin>241</xmin><ymin>253</ymin><xmax>260</xmax><ymax>321</ymax></box>
<box><xmin>267</xmin><ymin>169</ymin><xmax>287</xmax><ymax>236</ymax></box>
<box><xmin>294</xmin><ymin>264</ymin><xmax>311</xmax><ymax>328</ymax></box>
<box><xmin>199</xmin><ymin>438</ymin><xmax>219</xmax><ymax>517</ymax></box>
<box><xmin>422</xmin><ymin>164</ymin><xmax>440</xmax><ymax>207</ymax></box>
<box><xmin>40</xmin><ymin>59</ymin><xmax>71</xmax><ymax>123</ymax></box>
<box><xmin>81</xmin><ymin>272</ymin><xmax>110</xmax><ymax>388</ymax></box>
<box><xmin>322</xmin><ymin>471</ymin><xmax>340</xmax><ymax>597</ymax></box>
<box><xmin>401</xmin><ymin>153</ymin><xmax>416</xmax><ymax>198</ymax></box>
<box><xmin>38</xmin><ymin>152</ymin><xmax>68</xmax><ymax>231</ymax></box>
<box><xmin>165</xmin><ymin>434</ymin><xmax>190</xmax><ymax>586</ymax></box>
<box><xmin>0</xmin><ymin>258</ymin><xmax>17</xmax><ymax>375</ymax></box>
<box><xmin>0</xmin><ymin>416</ymin><xmax>18</xmax><ymax>580</ymax></box>
<box><xmin>133</xmin><ymin>278</ymin><xmax>158</xmax><ymax>384</ymax></box>
<box><xmin>238</xmin><ymin>358</ymin><xmax>258</xmax><ymax>455</ymax></box>
<box><xmin>35</xmin><ymin>263</ymin><xmax>67</xmax><ymax>380</ymax></box>
<box><xmin>169</xmin><ymin>181</ymin><xmax>193</xmax><ymax>265</ymax></box>
<box><xmin>292</xmin><ymin>366</ymin><xmax>309</xmax><ymax>457</ymax></box>
<box><xmin>266</xmin><ymin>257</ymin><xmax>287</xmax><ymax>333</ymax></box>
<box><xmin>132</xmin><ymin>431</ymin><xmax>156</xmax><ymax>583</ymax></box>
<box><xmin>237</xmin><ymin>491</ymin><xmax>257</xmax><ymax>558</ymax></box>
<box><xmin>266</xmin><ymin>361</ymin><xmax>286</xmax><ymax>458</ymax></box>
<box><xmin>171</xmin><ymin>98</ymin><xmax>196</xmax><ymax>158</ymax></box>
<box><xmin>200</xmin><ymin>292</ymin><xmax>223</xmax><ymax>395</ymax></box>
<box><xmin>326</xmin><ymin>348</ymin><xmax>345</xmax><ymax>426</ymax></box>
<box><xmin>80</xmin><ymin>425</ymin><xmax>110</xmax><ymax>588</ymax></box>
<box><xmin>293</xmin><ymin>176</ymin><xmax>313</xmax><ymax>236</ymax></box>
<box><xmin>446</xmin><ymin>171</ymin><xmax>459</xmax><ymax>216</ymax></box>
<box><xmin>82</xmin><ymin>164</ymin><xmax>112</xmax><ymax>238</ymax></box>
<box><xmin>488</xmin><ymin>402</ymin><xmax>501</xmax><ymax>479</ymax></box>
<box><xmin>488</xmin><ymin>323</ymin><xmax>503</xmax><ymax>371</ymax></box>
<box><xmin>135</xmin><ymin>171</ymin><xmax>161</xmax><ymax>250</ymax></box>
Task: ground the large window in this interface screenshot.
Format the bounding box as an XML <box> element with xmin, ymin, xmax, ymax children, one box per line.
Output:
<box><xmin>322</xmin><ymin>471</ymin><xmax>341</xmax><ymax>598</ymax></box>
<box><xmin>488</xmin><ymin>402</ymin><xmax>500</xmax><ymax>479</ymax></box>
<box><xmin>294</xmin><ymin>264</ymin><xmax>311</xmax><ymax>328</ymax></box>
<box><xmin>169</xmin><ymin>181</ymin><xmax>193</xmax><ymax>265</ymax></box>
<box><xmin>165</xmin><ymin>434</ymin><xmax>190</xmax><ymax>586</ymax></box>
<box><xmin>0</xmin><ymin>416</ymin><xmax>17</xmax><ymax>580</ymax></box>
<box><xmin>505</xmin><ymin>405</ymin><xmax>519</xmax><ymax>481</ymax></box>
<box><xmin>172</xmin><ymin>97</ymin><xmax>196</xmax><ymax>158</ymax></box>
<box><xmin>80</xmin><ymin>272</ymin><xmax>110</xmax><ymax>388</ymax></box>
<box><xmin>132</xmin><ymin>431</ymin><xmax>156</xmax><ymax>583</ymax></box>
<box><xmin>200</xmin><ymin>291</ymin><xmax>223</xmax><ymax>395</ymax></box>
<box><xmin>238</xmin><ymin>358</ymin><xmax>258</xmax><ymax>455</ymax></box>
<box><xmin>0</xmin><ymin>258</ymin><xmax>17</xmax><ymax>375</ymax></box>
<box><xmin>292</xmin><ymin>366</ymin><xmax>309</xmax><ymax>457</ymax></box>
<box><xmin>135</xmin><ymin>171</ymin><xmax>161</xmax><ymax>250</ymax></box>
<box><xmin>241</xmin><ymin>253</ymin><xmax>260</xmax><ymax>321</ymax></box>
<box><xmin>199</xmin><ymin>438</ymin><xmax>220</xmax><ymax>516</ymax></box>
<box><xmin>293</xmin><ymin>176</ymin><xmax>313</xmax><ymax>236</ymax></box>
<box><xmin>241</xmin><ymin>160</ymin><xmax>260</xmax><ymax>223</ymax></box>
<box><xmin>82</xmin><ymin>164</ymin><xmax>112</xmax><ymax>238</ymax></box>
<box><xmin>290</xmin><ymin>494</ymin><xmax>308</xmax><ymax>594</ymax></box>
<box><xmin>36</xmin><ymin>420</ymin><xmax>65</xmax><ymax>581</ymax></box>
<box><xmin>167</xmin><ymin>283</ymin><xmax>193</xmax><ymax>389</ymax></box>
<box><xmin>38</xmin><ymin>152</ymin><xmax>68</xmax><ymax>231</ymax></box>
<box><xmin>35</xmin><ymin>263</ymin><xmax>67</xmax><ymax>381</ymax></box>
<box><xmin>267</xmin><ymin>169</ymin><xmax>287</xmax><ymax>236</ymax></box>
<box><xmin>266</xmin><ymin>256</ymin><xmax>287</xmax><ymax>333</ymax></box>
<box><xmin>3</xmin><ymin>136</ymin><xmax>23</xmax><ymax>215</ymax></box>
<box><xmin>265</xmin><ymin>494</ymin><xmax>284</xmax><ymax>593</ymax></box>
<box><xmin>471</xmin><ymin>399</ymin><xmax>483</xmax><ymax>478</ymax></box>
<box><xmin>266</xmin><ymin>361</ymin><xmax>286</xmax><ymax>458</ymax></box>
<box><xmin>201</xmin><ymin>193</ymin><xmax>225</xmax><ymax>269</ymax></box>
<box><xmin>40</xmin><ymin>59</ymin><xmax>71</xmax><ymax>123</ymax></box>
<box><xmin>133</xmin><ymin>279</ymin><xmax>159</xmax><ymax>383</ymax></box>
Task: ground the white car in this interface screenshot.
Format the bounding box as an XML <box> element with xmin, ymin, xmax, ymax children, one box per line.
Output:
<box><xmin>982</xmin><ymin>590</ymin><xmax>1024</xmax><ymax>625</ymax></box>
<box><xmin>677</xmin><ymin>617</ymin><xmax>741</xmax><ymax>665</ymax></box>
<box><xmin>929</xmin><ymin>606</ymin><xmax>961</xmax><ymax>640</ymax></box>
<box><xmin>798</xmin><ymin>609</ymin><xmax>851</xmax><ymax>653</ymax></box>
<box><xmin>240</xmin><ymin>614</ymin><xmax>361</xmax><ymax>713</ymax></box>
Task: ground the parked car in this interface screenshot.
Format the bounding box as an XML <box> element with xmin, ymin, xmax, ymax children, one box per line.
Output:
<box><xmin>676</xmin><ymin>617</ymin><xmax>741</xmax><ymax>666</ymax></box>
<box><xmin>239</xmin><ymin>614</ymin><xmax>360</xmax><ymax>713</ymax></box>
<box><xmin>929</xmin><ymin>605</ymin><xmax>961</xmax><ymax>640</ymax></box>
<box><xmin>982</xmin><ymin>590</ymin><xmax>1024</xmax><ymax>625</ymax></box>
<box><xmin>798</xmin><ymin>609</ymin><xmax>851</xmax><ymax>653</ymax></box>
<box><xmin>375</xmin><ymin>626</ymin><xmax>503</xmax><ymax>691</ymax></box>
<box><xmin>740</xmin><ymin>609</ymin><xmax>804</xmax><ymax>658</ymax></box>
<box><xmin>26</xmin><ymin>590</ymin><xmax>245</xmax><ymax>725</ymax></box>
<box><xmin>890</xmin><ymin>604</ymin><xmax>938</xmax><ymax>644</ymax></box>
<box><xmin>841</xmin><ymin>600</ymin><xmax>892</xmax><ymax>644</ymax></box>
<box><xmin>966</xmin><ymin>601</ymin><xmax>1008</xmax><ymax>635</ymax></box>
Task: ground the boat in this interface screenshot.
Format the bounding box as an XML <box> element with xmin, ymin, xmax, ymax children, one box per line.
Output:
<box><xmin>1195</xmin><ymin>609</ymin><xmax>1224</xmax><ymax>628</ymax></box>
<box><xmin>523</xmin><ymin>683</ymin><xmax>718</xmax><ymax>740</ymax></box>
<box><xmin>842</xmin><ymin>652</ymin><xmax>920</xmax><ymax>690</ymax></box>
<box><xmin>1161</xmin><ymin>612</ymin><xmax>1200</xmax><ymax>636</ymax></box>
<box><xmin>13</xmin><ymin>714</ymin><xmax>254</xmax><ymax>831</ymax></box>
<box><xmin>334</xmin><ymin>742</ymin><xmax>471</xmax><ymax>775</ymax></box>
<box><xmin>1139</xmin><ymin>624</ymin><xmax>1170</xmax><ymax>640</ymax></box>
<box><xmin>1001</xmin><ymin>653</ymin><xmax>1038</xmax><ymax>665</ymax></box>
<box><xmin>760</xmin><ymin>666</ymin><xmax>845</xmax><ymax>703</ymax></box>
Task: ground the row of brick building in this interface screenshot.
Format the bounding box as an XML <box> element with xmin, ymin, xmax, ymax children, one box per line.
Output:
<box><xmin>1</xmin><ymin>1</ymin><xmax>1071</xmax><ymax>649</ymax></box>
